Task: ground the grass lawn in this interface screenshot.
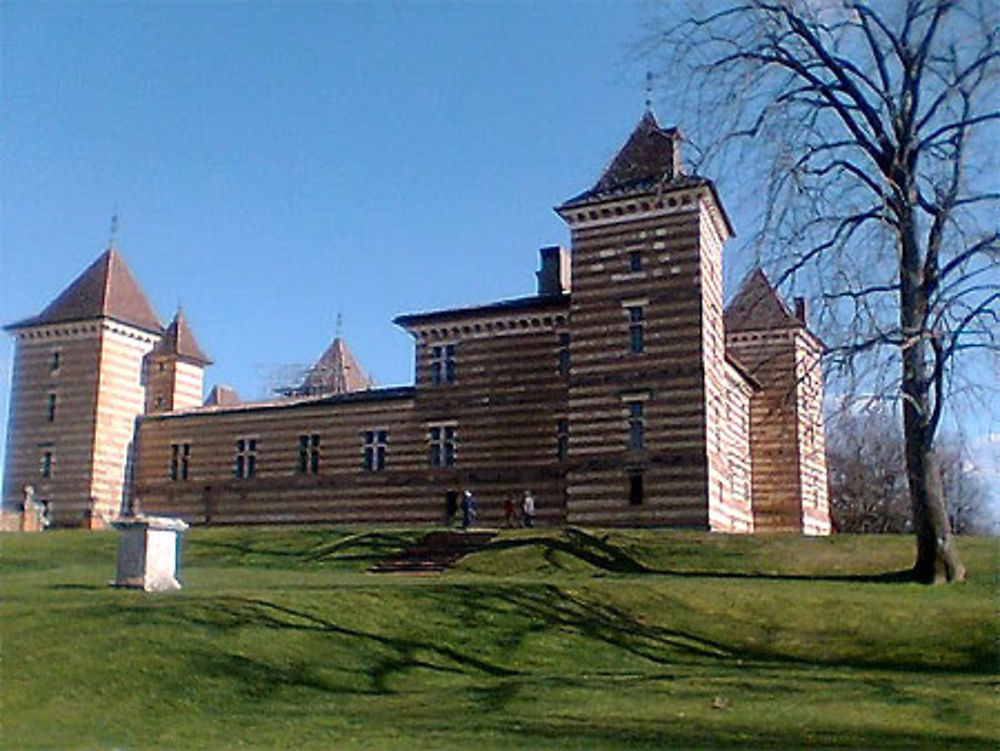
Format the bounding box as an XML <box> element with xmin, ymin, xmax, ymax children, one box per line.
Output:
<box><xmin>1</xmin><ymin>527</ymin><xmax>997</xmax><ymax>749</ymax></box>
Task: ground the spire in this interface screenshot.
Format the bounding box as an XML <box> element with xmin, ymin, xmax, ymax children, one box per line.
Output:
<box><xmin>108</xmin><ymin>213</ymin><xmax>120</xmax><ymax>251</ymax></box>
<box><xmin>6</xmin><ymin>247</ymin><xmax>162</xmax><ymax>333</ymax></box>
<box><xmin>644</xmin><ymin>71</ymin><xmax>654</xmax><ymax>113</ymax></box>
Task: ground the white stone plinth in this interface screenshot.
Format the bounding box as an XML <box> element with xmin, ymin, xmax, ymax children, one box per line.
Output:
<box><xmin>111</xmin><ymin>515</ymin><xmax>189</xmax><ymax>591</ymax></box>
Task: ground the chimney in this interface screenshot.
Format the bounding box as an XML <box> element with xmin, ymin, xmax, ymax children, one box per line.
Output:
<box><xmin>794</xmin><ymin>296</ymin><xmax>808</xmax><ymax>325</ymax></box>
<box><xmin>670</xmin><ymin>129</ymin><xmax>684</xmax><ymax>177</ymax></box>
<box><xmin>537</xmin><ymin>246</ymin><xmax>570</xmax><ymax>296</ymax></box>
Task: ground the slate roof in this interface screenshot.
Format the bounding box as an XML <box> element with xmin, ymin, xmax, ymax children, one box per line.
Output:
<box><xmin>204</xmin><ymin>384</ymin><xmax>241</xmax><ymax>407</ymax></box>
<box><xmin>151</xmin><ymin>310</ymin><xmax>212</xmax><ymax>365</ymax></box>
<box><xmin>724</xmin><ymin>269</ymin><xmax>802</xmax><ymax>333</ymax></box>
<box><xmin>143</xmin><ymin>386</ymin><xmax>416</xmax><ymax>421</ymax></box>
<box><xmin>559</xmin><ymin>111</ymin><xmax>682</xmax><ymax>207</ymax></box>
<box><xmin>394</xmin><ymin>292</ymin><xmax>570</xmax><ymax>328</ymax></box>
<box><xmin>6</xmin><ymin>248</ymin><xmax>163</xmax><ymax>333</ymax></box>
<box><xmin>298</xmin><ymin>337</ymin><xmax>374</xmax><ymax>396</ymax></box>
<box><xmin>556</xmin><ymin>112</ymin><xmax>735</xmax><ymax>235</ymax></box>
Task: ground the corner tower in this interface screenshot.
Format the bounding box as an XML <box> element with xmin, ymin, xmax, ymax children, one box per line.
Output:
<box><xmin>556</xmin><ymin>112</ymin><xmax>735</xmax><ymax>526</ymax></box>
<box><xmin>144</xmin><ymin>310</ymin><xmax>212</xmax><ymax>413</ymax></box>
<box><xmin>3</xmin><ymin>248</ymin><xmax>163</xmax><ymax>527</ymax></box>
<box><xmin>724</xmin><ymin>270</ymin><xmax>831</xmax><ymax>534</ymax></box>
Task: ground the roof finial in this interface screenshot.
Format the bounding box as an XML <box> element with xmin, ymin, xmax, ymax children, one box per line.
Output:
<box><xmin>335</xmin><ymin>311</ymin><xmax>343</xmax><ymax>340</ymax></box>
<box><xmin>644</xmin><ymin>71</ymin><xmax>654</xmax><ymax>113</ymax></box>
<box><xmin>108</xmin><ymin>212</ymin><xmax>120</xmax><ymax>251</ymax></box>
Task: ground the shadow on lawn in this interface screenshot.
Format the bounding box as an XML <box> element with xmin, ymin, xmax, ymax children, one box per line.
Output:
<box><xmin>486</xmin><ymin>528</ymin><xmax>916</xmax><ymax>583</ymax></box>
<box><xmin>188</xmin><ymin>530</ymin><xmax>418</xmax><ymax>566</ymax></box>
<box><xmin>509</xmin><ymin>715</ymin><xmax>997</xmax><ymax>751</ymax></box>
<box><xmin>135</xmin><ymin>594</ymin><xmax>519</xmax><ymax>697</ymax></box>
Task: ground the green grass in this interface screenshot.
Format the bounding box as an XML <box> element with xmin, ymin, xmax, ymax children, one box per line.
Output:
<box><xmin>2</xmin><ymin>527</ymin><xmax>997</xmax><ymax>750</ymax></box>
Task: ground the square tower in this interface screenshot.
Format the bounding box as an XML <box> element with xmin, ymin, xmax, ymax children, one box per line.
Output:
<box><xmin>556</xmin><ymin>113</ymin><xmax>738</xmax><ymax>526</ymax></box>
<box><xmin>3</xmin><ymin>249</ymin><xmax>163</xmax><ymax>527</ymax></box>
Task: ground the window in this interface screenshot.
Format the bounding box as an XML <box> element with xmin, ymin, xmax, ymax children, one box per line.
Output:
<box><xmin>298</xmin><ymin>434</ymin><xmax>321</xmax><ymax>474</ymax></box>
<box><xmin>47</xmin><ymin>393</ymin><xmax>57</xmax><ymax>422</ymax></box>
<box><xmin>557</xmin><ymin>333</ymin><xmax>570</xmax><ymax>376</ymax></box>
<box><xmin>430</xmin><ymin>343</ymin><xmax>456</xmax><ymax>385</ymax></box>
<box><xmin>557</xmin><ymin>419</ymin><xmax>569</xmax><ymax>462</ymax></box>
<box><xmin>40</xmin><ymin>451</ymin><xmax>53</xmax><ymax>479</ymax></box>
<box><xmin>627</xmin><ymin>306</ymin><xmax>644</xmax><ymax>353</ymax></box>
<box><xmin>170</xmin><ymin>443</ymin><xmax>190</xmax><ymax>481</ymax></box>
<box><xmin>628</xmin><ymin>470</ymin><xmax>643</xmax><ymax>505</ymax></box>
<box><xmin>50</xmin><ymin>351</ymin><xmax>60</xmax><ymax>372</ymax></box>
<box><xmin>234</xmin><ymin>438</ymin><xmax>257</xmax><ymax>479</ymax></box>
<box><xmin>428</xmin><ymin>424</ymin><xmax>457</xmax><ymax>467</ymax></box>
<box><xmin>627</xmin><ymin>401</ymin><xmax>644</xmax><ymax>450</ymax></box>
<box><xmin>629</xmin><ymin>250</ymin><xmax>642</xmax><ymax>272</ymax></box>
<box><xmin>363</xmin><ymin>430</ymin><xmax>388</xmax><ymax>472</ymax></box>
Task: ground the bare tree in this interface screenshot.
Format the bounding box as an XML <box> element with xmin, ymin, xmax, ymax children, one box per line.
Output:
<box><xmin>653</xmin><ymin>0</ymin><xmax>999</xmax><ymax>582</ymax></box>
<box><xmin>827</xmin><ymin>407</ymin><xmax>993</xmax><ymax>534</ymax></box>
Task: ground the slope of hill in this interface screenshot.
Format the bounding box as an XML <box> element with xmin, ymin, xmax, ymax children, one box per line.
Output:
<box><xmin>1</xmin><ymin>527</ymin><xmax>996</xmax><ymax>749</ymax></box>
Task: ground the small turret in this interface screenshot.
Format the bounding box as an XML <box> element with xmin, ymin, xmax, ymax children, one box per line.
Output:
<box><xmin>144</xmin><ymin>310</ymin><xmax>211</xmax><ymax>413</ymax></box>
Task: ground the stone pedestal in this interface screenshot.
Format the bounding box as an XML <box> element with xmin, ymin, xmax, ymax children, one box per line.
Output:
<box><xmin>111</xmin><ymin>516</ymin><xmax>189</xmax><ymax>591</ymax></box>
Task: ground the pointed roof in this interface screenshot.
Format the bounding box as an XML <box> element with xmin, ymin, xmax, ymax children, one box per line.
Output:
<box><xmin>6</xmin><ymin>248</ymin><xmax>163</xmax><ymax>333</ymax></box>
<box><xmin>724</xmin><ymin>268</ymin><xmax>802</xmax><ymax>332</ymax></box>
<box><xmin>150</xmin><ymin>310</ymin><xmax>212</xmax><ymax>365</ymax></box>
<box><xmin>559</xmin><ymin>112</ymin><xmax>686</xmax><ymax>207</ymax></box>
<box><xmin>594</xmin><ymin>111</ymin><xmax>681</xmax><ymax>193</ymax></box>
<box><xmin>204</xmin><ymin>384</ymin><xmax>241</xmax><ymax>407</ymax></box>
<box><xmin>298</xmin><ymin>337</ymin><xmax>373</xmax><ymax>396</ymax></box>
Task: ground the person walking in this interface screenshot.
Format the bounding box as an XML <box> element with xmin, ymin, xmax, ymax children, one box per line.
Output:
<box><xmin>521</xmin><ymin>490</ymin><xmax>535</xmax><ymax>528</ymax></box>
<box><xmin>503</xmin><ymin>497</ymin><xmax>517</xmax><ymax>528</ymax></box>
<box><xmin>461</xmin><ymin>489</ymin><xmax>477</xmax><ymax>529</ymax></box>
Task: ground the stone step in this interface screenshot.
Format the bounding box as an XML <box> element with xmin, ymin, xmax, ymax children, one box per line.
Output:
<box><xmin>368</xmin><ymin>530</ymin><xmax>496</xmax><ymax>575</ymax></box>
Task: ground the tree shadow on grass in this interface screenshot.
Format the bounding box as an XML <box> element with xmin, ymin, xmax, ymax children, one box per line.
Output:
<box><xmin>408</xmin><ymin>580</ymin><xmax>994</xmax><ymax>677</ymax></box>
<box><xmin>129</xmin><ymin>594</ymin><xmax>518</xmax><ymax>697</ymax></box>
<box><xmin>484</xmin><ymin>528</ymin><xmax>916</xmax><ymax>583</ymax></box>
<box><xmin>188</xmin><ymin>530</ymin><xmax>419</xmax><ymax>567</ymax></box>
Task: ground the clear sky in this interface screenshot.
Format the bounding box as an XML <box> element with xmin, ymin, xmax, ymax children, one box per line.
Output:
<box><xmin>1</xmin><ymin>0</ymin><xmax>995</xmax><ymax>517</ymax></box>
<box><xmin>2</xmin><ymin>0</ymin><xmax>678</xmax><ymax>396</ymax></box>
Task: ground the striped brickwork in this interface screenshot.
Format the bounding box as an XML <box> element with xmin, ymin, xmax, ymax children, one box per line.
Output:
<box><xmin>794</xmin><ymin>333</ymin><xmax>831</xmax><ymax>535</ymax></box>
<box><xmin>2</xmin><ymin>320</ymin><xmax>157</xmax><ymax>527</ymax></box>
<box><xmin>145</xmin><ymin>357</ymin><xmax>204</xmax><ymax>413</ymax></box>
<box><xmin>6</xmin><ymin>115</ymin><xmax>832</xmax><ymax>535</ymax></box>
<box><xmin>557</xmin><ymin>185</ymin><xmax>735</xmax><ymax>526</ymax></box>
<box><xmin>724</xmin><ymin>328</ymin><xmax>825</xmax><ymax>532</ymax></box>
<box><xmin>90</xmin><ymin>322</ymin><xmax>160</xmax><ymax>524</ymax></box>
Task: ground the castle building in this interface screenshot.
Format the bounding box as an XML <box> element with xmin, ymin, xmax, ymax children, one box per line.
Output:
<box><xmin>3</xmin><ymin>113</ymin><xmax>831</xmax><ymax>533</ymax></box>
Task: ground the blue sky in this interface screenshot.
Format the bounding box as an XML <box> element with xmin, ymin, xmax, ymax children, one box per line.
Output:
<box><xmin>2</xmin><ymin>1</ymin><xmax>673</xmax><ymax>396</ymax></box>
<box><xmin>2</xmin><ymin>1</ymin><xmax>995</xmax><ymax>516</ymax></box>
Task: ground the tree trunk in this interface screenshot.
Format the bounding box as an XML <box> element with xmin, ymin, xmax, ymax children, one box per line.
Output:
<box><xmin>898</xmin><ymin>213</ymin><xmax>966</xmax><ymax>584</ymax></box>
<box><xmin>903</xmin><ymin>406</ymin><xmax>966</xmax><ymax>583</ymax></box>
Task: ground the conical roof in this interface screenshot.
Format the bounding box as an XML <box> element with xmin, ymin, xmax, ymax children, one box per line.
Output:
<box><xmin>6</xmin><ymin>248</ymin><xmax>162</xmax><ymax>333</ymax></box>
<box><xmin>151</xmin><ymin>310</ymin><xmax>212</xmax><ymax>365</ymax></box>
<box><xmin>724</xmin><ymin>269</ymin><xmax>802</xmax><ymax>332</ymax></box>
<box><xmin>299</xmin><ymin>337</ymin><xmax>373</xmax><ymax>396</ymax></box>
